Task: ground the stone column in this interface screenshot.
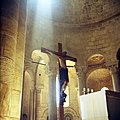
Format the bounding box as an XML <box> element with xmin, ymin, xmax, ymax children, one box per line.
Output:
<box><xmin>14</xmin><ymin>0</ymin><xmax>27</xmax><ymax>119</ymax></box>
<box><xmin>76</xmin><ymin>67</ymin><xmax>86</xmax><ymax>96</ymax></box>
<box><xmin>47</xmin><ymin>58</ymin><xmax>57</xmax><ymax>120</ymax></box>
<box><xmin>29</xmin><ymin>89</ymin><xmax>34</xmax><ymax>120</ymax></box>
<box><xmin>0</xmin><ymin>0</ymin><xmax>20</xmax><ymax>119</ymax></box>
<box><xmin>0</xmin><ymin>0</ymin><xmax>27</xmax><ymax>119</ymax></box>
<box><xmin>35</xmin><ymin>89</ymin><xmax>41</xmax><ymax>120</ymax></box>
<box><xmin>109</xmin><ymin>65</ymin><xmax>120</xmax><ymax>92</ymax></box>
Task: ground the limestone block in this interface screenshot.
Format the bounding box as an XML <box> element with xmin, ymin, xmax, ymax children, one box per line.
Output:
<box><xmin>10</xmin><ymin>90</ymin><xmax>21</xmax><ymax>118</ymax></box>
<box><xmin>0</xmin><ymin>83</ymin><xmax>11</xmax><ymax>117</ymax></box>
<box><xmin>0</xmin><ymin>57</ymin><xmax>14</xmax><ymax>84</ymax></box>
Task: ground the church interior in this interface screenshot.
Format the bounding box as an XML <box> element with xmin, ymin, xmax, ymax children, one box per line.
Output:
<box><xmin>1</xmin><ymin>0</ymin><xmax>120</xmax><ymax>120</ymax></box>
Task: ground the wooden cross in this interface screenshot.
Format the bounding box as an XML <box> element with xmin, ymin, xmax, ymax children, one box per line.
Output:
<box><xmin>41</xmin><ymin>43</ymin><xmax>77</xmax><ymax>120</ymax></box>
<box><xmin>41</xmin><ymin>43</ymin><xmax>77</xmax><ymax>62</ymax></box>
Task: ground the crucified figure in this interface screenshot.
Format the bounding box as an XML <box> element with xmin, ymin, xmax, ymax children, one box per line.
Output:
<box><xmin>41</xmin><ymin>43</ymin><xmax>76</xmax><ymax>119</ymax></box>
<box><xmin>41</xmin><ymin>43</ymin><xmax>77</xmax><ymax>106</ymax></box>
<box><xmin>58</xmin><ymin>57</ymin><xmax>69</xmax><ymax>93</ymax></box>
<box><xmin>45</xmin><ymin>50</ymin><xmax>69</xmax><ymax>93</ymax></box>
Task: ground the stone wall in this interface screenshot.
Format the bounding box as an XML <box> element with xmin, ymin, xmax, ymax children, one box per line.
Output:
<box><xmin>0</xmin><ymin>0</ymin><xmax>27</xmax><ymax>119</ymax></box>
<box><xmin>52</xmin><ymin>14</ymin><xmax>120</xmax><ymax>66</ymax></box>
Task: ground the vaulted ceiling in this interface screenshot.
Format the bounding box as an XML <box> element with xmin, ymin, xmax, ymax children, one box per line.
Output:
<box><xmin>26</xmin><ymin>0</ymin><xmax>120</xmax><ymax>66</ymax></box>
<box><xmin>43</xmin><ymin>0</ymin><xmax>120</xmax><ymax>25</ymax></box>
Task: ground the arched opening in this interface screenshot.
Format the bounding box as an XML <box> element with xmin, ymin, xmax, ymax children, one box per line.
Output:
<box><xmin>22</xmin><ymin>50</ymin><xmax>49</xmax><ymax>119</ymax></box>
<box><xmin>86</xmin><ymin>54</ymin><xmax>113</xmax><ymax>92</ymax></box>
<box><xmin>22</xmin><ymin>70</ymin><xmax>33</xmax><ymax>120</ymax></box>
<box><xmin>31</xmin><ymin>50</ymin><xmax>49</xmax><ymax>119</ymax></box>
<box><xmin>86</xmin><ymin>68</ymin><xmax>113</xmax><ymax>91</ymax></box>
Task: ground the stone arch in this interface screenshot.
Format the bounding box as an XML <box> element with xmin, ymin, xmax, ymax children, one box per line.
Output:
<box><xmin>86</xmin><ymin>53</ymin><xmax>113</xmax><ymax>92</ymax></box>
<box><xmin>64</xmin><ymin>113</ymin><xmax>73</xmax><ymax>120</ymax></box>
<box><xmin>85</xmin><ymin>49</ymin><xmax>106</xmax><ymax>64</ymax></box>
<box><xmin>31</xmin><ymin>49</ymin><xmax>49</xmax><ymax>64</ymax></box>
<box><xmin>25</xmin><ymin>68</ymin><xmax>34</xmax><ymax>81</ymax></box>
<box><xmin>64</xmin><ymin>107</ymin><xmax>80</xmax><ymax>119</ymax></box>
<box><xmin>24</xmin><ymin>70</ymin><xmax>34</xmax><ymax>89</ymax></box>
<box><xmin>30</xmin><ymin>49</ymin><xmax>50</xmax><ymax>89</ymax></box>
<box><xmin>29</xmin><ymin>50</ymin><xmax>49</xmax><ymax>120</ymax></box>
<box><xmin>24</xmin><ymin>66</ymin><xmax>35</xmax><ymax>90</ymax></box>
<box><xmin>86</xmin><ymin>68</ymin><xmax>113</xmax><ymax>91</ymax></box>
<box><xmin>41</xmin><ymin>108</ymin><xmax>48</xmax><ymax>119</ymax></box>
<box><xmin>87</xmin><ymin>54</ymin><xmax>106</xmax><ymax>67</ymax></box>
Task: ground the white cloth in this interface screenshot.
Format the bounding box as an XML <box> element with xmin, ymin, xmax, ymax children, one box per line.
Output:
<box><xmin>80</xmin><ymin>90</ymin><xmax>108</xmax><ymax>120</ymax></box>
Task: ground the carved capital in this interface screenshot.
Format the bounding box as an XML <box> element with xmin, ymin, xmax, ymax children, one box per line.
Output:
<box><xmin>44</xmin><ymin>56</ymin><xmax>58</xmax><ymax>76</ymax></box>
<box><xmin>35</xmin><ymin>84</ymin><xmax>42</xmax><ymax>91</ymax></box>
<box><xmin>107</xmin><ymin>64</ymin><xmax>118</xmax><ymax>73</ymax></box>
<box><xmin>45</xmin><ymin>64</ymin><xmax>57</xmax><ymax>77</ymax></box>
<box><xmin>75</xmin><ymin>65</ymin><xmax>87</xmax><ymax>78</ymax></box>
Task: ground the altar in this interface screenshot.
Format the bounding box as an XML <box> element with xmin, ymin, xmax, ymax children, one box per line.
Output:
<box><xmin>80</xmin><ymin>90</ymin><xmax>120</xmax><ymax>120</ymax></box>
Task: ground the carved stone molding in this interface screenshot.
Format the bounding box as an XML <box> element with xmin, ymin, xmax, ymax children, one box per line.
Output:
<box><xmin>45</xmin><ymin>56</ymin><xmax>58</xmax><ymax>77</ymax></box>
<box><xmin>64</xmin><ymin>107</ymin><xmax>80</xmax><ymax>119</ymax></box>
<box><xmin>45</xmin><ymin>65</ymin><xmax>57</xmax><ymax>77</ymax></box>
<box><xmin>75</xmin><ymin>65</ymin><xmax>87</xmax><ymax>78</ymax></box>
<box><xmin>107</xmin><ymin>63</ymin><xmax>118</xmax><ymax>73</ymax></box>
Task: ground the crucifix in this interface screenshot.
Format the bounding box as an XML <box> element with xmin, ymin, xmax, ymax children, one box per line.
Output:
<box><xmin>41</xmin><ymin>43</ymin><xmax>77</xmax><ymax>120</ymax></box>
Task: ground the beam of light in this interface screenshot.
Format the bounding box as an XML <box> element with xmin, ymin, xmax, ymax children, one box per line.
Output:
<box><xmin>56</xmin><ymin>76</ymin><xmax>60</xmax><ymax>107</ymax></box>
<box><xmin>38</xmin><ymin>0</ymin><xmax>51</xmax><ymax>8</ymax></box>
<box><xmin>37</xmin><ymin>0</ymin><xmax>52</xmax><ymax>16</ymax></box>
<box><xmin>28</xmin><ymin>0</ymin><xmax>54</xmax><ymax>50</ymax></box>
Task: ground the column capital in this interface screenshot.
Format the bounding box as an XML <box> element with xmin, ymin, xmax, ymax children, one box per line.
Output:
<box><xmin>75</xmin><ymin>65</ymin><xmax>87</xmax><ymax>77</ymax></box>
<box><xmin>107</xmin><ymin>64</ymin><xmax>118</xmax><ymax>73</ymax></box>
<box><xmin>45</xmin><ymin>65</ymin><xmax>57</xmax><ymax>77</ymax></box>
<box><xmin>36</xmin><ymin>89</ymin><xmax>41</xmax><ymax>93</ymax></box>
<box><xmin>45</xmin><ymin>56</ymin><xmax>58</xmax><ymax>76</ymax></box>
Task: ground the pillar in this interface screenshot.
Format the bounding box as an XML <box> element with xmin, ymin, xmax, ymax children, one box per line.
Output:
<box><xmin>35</xmin><ymin>90</ymin><xmax>41</xmax><ymax>120</ymax></box>
<box><xmin>0</xmin><ymin>0</ymin><xmax>20</xmax><ymax>119</ymax></box>
<box><xmin>29</xmin><ymin>89</ymin><xmax>34</xmax><ymax>120</ymax></box>
<box><xmin>109</xmin><ymin>65</ymin><xmax>120</xmax><ymax>92</ymax></box>
<box><xmin>76</xmin><ymin>66</ymin><xmax>86</xmax><ymax>95</ymax></box>
<box><xmin>0</xmin><ymin>0</ymin><xmax>27</xmax><ymax>119</ymax></box>
<box><xmin>21</xmin><ymin>69</ymin><xmax>34</xmax><ymax>120</ymax></box>
<box><xmin>15</xmin><ymin>0</ymin><xmax>27</xmax><ymax>119</ymax></box>
<box><xmin>47</xmin><ymin>58</ymin><xmax>57</xmax><ymax>120</ymax></box>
